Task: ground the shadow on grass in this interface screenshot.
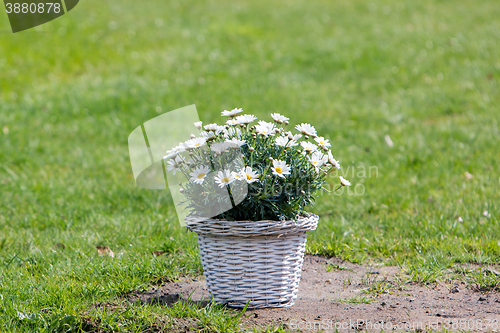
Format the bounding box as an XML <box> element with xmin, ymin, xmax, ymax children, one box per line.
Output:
<box><xmin>137</xmin><ymin>292</ymin><xmax>211</xmax><ymax>309</ymax></box>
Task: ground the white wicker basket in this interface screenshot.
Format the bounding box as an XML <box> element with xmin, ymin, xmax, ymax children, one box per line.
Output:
<box><xmin>185</xmin><ymin>213</ymin><xmax>318</xmax><ymax>308</ymax></box>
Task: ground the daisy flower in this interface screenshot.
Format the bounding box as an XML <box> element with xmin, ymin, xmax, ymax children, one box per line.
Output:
<box><xmin>255</xmin><ymin>125</ymin><xmax>272</xmax><ymax>137</ymax></box>
<box><xmin>226</xmin><ymin>118</ymin><xmax>239</xmax><ymax>126</ymax></box>
<box><xmin>163</xmin><ymin>150</ymin><xmax>178</xmax><ymax>160</ymax></box>
<box><xmin>221</xmin><ymin>108</ymin><xmax>243</xmax><ymax>117</ymax></box>
<box><xmin>235</xmin><ymin>114</ymin><xmax>257</xmax><ymax>124</ymax></box>
<box><xmin>327</xmin><ymin>151</ymin><xmax>341</xmax><ymax>169</ymax></box>
<box><xmin>271</xmin><ymin>159</ymin><xmax>291</xmax><ymax>178</ymax></box>
<box><xmin>203</xmin><ymin>123</ymin><xmax>218</xmax><ymax>131</ymax></box>
<box><xmin>314</xmin><ymin>136</ymin><xmax>331</xmax><ymax>149</ymax></box>
<box><xmin>224</xmin><ymin>127</ymin><xmax>242</xmax><ymax>138</ymax></box>
<box><xmin>275</xmin><ymin>136</ymin><xmax>289</xmax><ymax>147</ymax></box>
<box><xmin>226</xmin><ymin>138</ymin><xmax>246</xmax><ymax>148</ymax></box>
<box><xmin>308</xmin><ymin>151</ymin><xmax>328</xmax><ymax>171</ymax></box>
<box><xmin>295</xmin><ymin>123</ymin><xmax>317</xmax><ymax>137</ymax></box>
<box><xmin>300</xmin><ymin>141</ymin><xmax>318</xmax><ymax>153</ymax></box>
<box><xmin>166</xmin><ymin>157</ymin><xmax>182</xmax><ymax>175</ymax></box>
<box><xmin>215</xmin><ymin>125</ymin><xmax>226</xmax><ymax>135</ymax></box>
<box><xmin>339</xmin><ymin>176</ymin><xmax>351</xmax><ymax>187</ymax></box>
<box><xmin>258</xmin><ymin>120</ymin><xmax>274</xmax><ymax>128</ymax></box>
<box><xmin>214</xmin><ymin>170</ymin><xmax>235</xmax><ymax>188</ymax></box>
<box><xmin>194</xmin><ymin>121</ymin><xmax>203</xmax><ymax>130</ymax></box>
<box><xmin>242</xmin><ymin>166</ymin><xmax>259</xmax><ymax>183</ymax></box>
<box><xmin>270</xmin><ymin>113</ymin><xmax>289</xmax><ymax>123</ymax></box>
<box><xmin>210</xmin><ymin>142</ymin><xmax>230</xmax><ymax>154</ymax></box>
<box><xmin>183</xmin><ymin>137</ymin><xmax>206</xmax><ymax>149</ymax></box>
<box><xmin>163</xmin><ymin>145</ymin><xmax>185</xmax><ymax>159</ymax></box>
<box><xmin>275</xmin><ymin>136</ymin><xmax>299</xmax><ymax>148</ymax></box>
<box><xmin>231</xmin><ymin>170</ymin><xmax>245</xmax><ymax>181</ymax></box>
<box><xmin>201</xmin><ymin>131</ymin><xmax>216</xmax><ymax>140</ymax></box>
<box><xmin>285</xmin><ymin>131</ymin><xmax>302</xmax><ymax>141</ymax></box>
<box><xmin>189</xmin><ymin>165</ymin><xmax>210</xmax><ymax>185</ymax></box>
<box><xmin>255</xmin><ymin>122</ymin><xmax>276</xmax><ymax>137</ymax></box>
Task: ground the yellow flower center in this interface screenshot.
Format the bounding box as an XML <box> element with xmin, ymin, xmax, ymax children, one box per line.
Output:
<box><xmin>194</xmin><ymin>143</ymin><xmax>201</xmax><ymax>147</ymax></box>
<box><xmin>222</xmin><ymin>177</ymin><xmax>230</xmax><ymax>183</ymax></box>
<box><xmin>197</xmin><ymin>173</ymin><xmax>205</xmax><ymax>179</ymax></box>
<box><xmin>320</xmin><ymin>141</ymin><xmax>325</xmax><ymax>145</ymax></box>
<box><xmin>275</xmin><ymin>167</ymin><xmax>283</xmax><ymax>174</ymax></box>
<box><xmin>246</xmin><ymin>174</ymin><xmax>251</xmax><ymax>180</ymax></box>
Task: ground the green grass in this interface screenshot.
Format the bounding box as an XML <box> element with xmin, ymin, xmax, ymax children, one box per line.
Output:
<box><xmin>337</xmin><ymin>295</ymin><xmax>376</xmax><ymax>304</ymax></box>
<box><xmin>1</xmin><ymin>0</ymin><xmax>499</xmax><ymax>331</ymax></box>
<box><xmin>325</xmin><ymin>263</ymin><xmax>354</xmax><ymax>273</ymax></box>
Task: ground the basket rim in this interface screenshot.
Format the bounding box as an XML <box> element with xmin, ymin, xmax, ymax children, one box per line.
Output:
<box><xmin>185</xmin><ymin>212</ymin><xmax>318</xmax><ymax>237</ymax></box>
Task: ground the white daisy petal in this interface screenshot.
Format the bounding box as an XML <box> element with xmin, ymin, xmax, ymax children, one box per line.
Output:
<box><xmin>308</xmin><ymin>151</ymin><xmax>328</xmax><ymax>172</ymax></box>
<box><xmin>226</xmin><ymin>138</ymin><xmax>246</xmax><ymax>148</ymax></box>
<box><xmin>255</xmin><ymin>121</ymin><xmax>276</xmax><ymax>137</ymax></box>
<box><xmin>242</xmin><ymin>166</ymin><xmax>259</xmax><ymax>183</ymax></box>
<box><xmin>215</xmin><ymin>125</ymin><xmax>226</xmax><ymax>135</ymax></box>
<box><xmin>300</xmin><ymin>141</ymin><xmax>318</xmax><ymax>153</ymax></box>
<box><xmin>221</xmin><ymin>108</ymin><xmax>243</xmax><ymax>117</ymax></box>
<box><xmin>183</xmin><ymin>137</ymin><xmax>206</xmax><ymax>149</ymax></box>
<box><xmin>270</xmin><ymin>113</ymin><xmax>289</xmax><ymax>123</ymax></box>
<box><xmin>274</xmin><ymin>136</ymin><xmax>298</xmax><ymax>148</ymax></box>
<box><xmin>214</xmin><ymin>170</ymin><xmax>236</xmax><ymax>188</ymax></box>
<box><xmin>210</xmin><ymin>142</ymin><xmax>231</xmax><ymax>154</ymax></box>
<box><xmin>235</xmin><ymin>114</ymin><xmax>257</xmax><ymax>124</ymax></box>
<box><xmin>275</xmin><ymin>136</ymin><xmax>289</xmax><ymax>147</ymax></box>
<box><xmin>223</xmin><ymin>127</ymin><xmax>242</xmax><ymax>138</ymax></box>
<box><xmin>203</xmin><ymin>123</ymin><xmax>218</xmax><ymax>131</ymax></box>
<box><xmin>339</xmin><ymin>176</ymin><xmax>351</xmax><ymax>186</ymax></box>
<box><xmin>232</xmin><ymin>170</ymin><xmax>245</xmax><ymax>181</ymax></box>
<box><xmin>163</xmin><ymin>145</ymin><xmax>186</xmax><ymax>159</ymax></box>
<box><xmin>201</xmin><ymin>131</ymin><xmax>216</xmax><ymax>140</ymax></box>
<box><xmin>295</xmin><ymin>123</ymin><xmax>317</xmax><ymax>137</ymax></box>
<box><xmin>327</xmin><ymin>151</ymin><xmax>341</xmax><ymax>169</ymax></box>
<box><xmin>258</xmin><ymin>120</ymin><xmax>274</xmax><ymax>127</ymax></box>
<box><xmin>189</xmin><ymin>165</ymin><xmax>210</xmax><ymax>185</ymax></box>
<box><xmin>314</xmin><ymin>136</ymin><xmax>331</xmax><ymax>148</ymax></box>
<box><xmin>166</xmin><ymin>156</ymin><xmax>183</xmax><ymax>175</ymax></box>
<box><xmin>271</xmin><ymin>160</ymin><xmax>291</xmax><ymax>178</ymax></box>
<box><xmin>226</xmin><ymin>118</ymin><xmax>240</xmax><ymax>126</ymax></box>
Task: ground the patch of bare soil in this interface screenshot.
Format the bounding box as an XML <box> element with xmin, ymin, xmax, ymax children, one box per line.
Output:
<box><xmin>128</xmin><ymin>256</ymin><xmax>500</xmax><ymax>332</ymax></box>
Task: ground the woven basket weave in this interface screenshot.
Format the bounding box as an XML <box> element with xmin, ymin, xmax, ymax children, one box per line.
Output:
<box><xmin>185</xmin><ymin>213</ymin><xmax>318</xmax><ymax>308</ymax></box>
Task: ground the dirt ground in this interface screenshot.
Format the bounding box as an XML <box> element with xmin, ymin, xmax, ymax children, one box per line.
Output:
<box><xmin>128</xmin><ymin>256</ymin><xmax>500</xmax><ymax>332</ymax></box>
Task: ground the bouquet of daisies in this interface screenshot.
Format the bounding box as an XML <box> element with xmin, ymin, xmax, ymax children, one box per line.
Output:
<box><xmin>163</xmin><ymin>108</ymin><xmax>350</xmax><ymax>221</ymax></box>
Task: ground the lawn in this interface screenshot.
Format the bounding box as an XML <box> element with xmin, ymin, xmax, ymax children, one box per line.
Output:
<box><xmin>0</xmin><ymin>0</ymin><xmax>499</xmax><ymax>331</ymax></box>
